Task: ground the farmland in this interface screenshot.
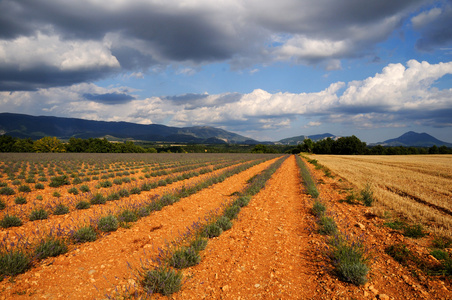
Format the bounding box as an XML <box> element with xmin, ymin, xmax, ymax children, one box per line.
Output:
<box><xmin>308</xmin><ymin>154</ymin><xmax>452</xmax><ymax>237</ymax></box>
<box><xmin>0</xmin><ymin>153</ymin><xmax>451</xmax><ymax>299</ymax></box>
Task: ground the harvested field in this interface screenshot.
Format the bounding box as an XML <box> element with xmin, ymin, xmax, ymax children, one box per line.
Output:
<box><xmin>307</xmin><ymin>155</ymin><xmax>452</xmax><ymax>237</ymax></box>
<box><xmin>0</xmin><ymin>153</ymin><xmax>450</xmax><ymax>299</ymax></box>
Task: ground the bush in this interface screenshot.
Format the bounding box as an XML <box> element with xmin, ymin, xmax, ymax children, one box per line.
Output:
<box><xmin>29</xmin><ymin>208</ymin><xmax>48</xmax><ymax>221</ymax></box>
<box><xmin>318</xmin><ymin>216</ymin><xmax>338</xmax><ymax>235</ymax></box>
<box><xmin>168</xmin><ymin>247</ymin><xmax>201</xmax><ymax>269</ymax></box>
<box><xmin>72</xmin><ymin>177</ymin><xmax>82</xmax><ymax>185</ymax></box>
<box><xmin>52</xmin><ymin>191</ymin><xmax>61</xmax><ymax>198</ymax></box>
<box><xmin>72</xmin><ymin>226</ymin><xmax>97</xmax><ymax>243</ymax></box>
<box><xmin>34</xmin><ymin>183</ymin><xmax>45</xmax><ymax>190</ymax></box>
<box><xmin>216</xmin><ymin>216</ymin><xmax>233</xmax><ymax>231</ymax></box>
<box><xmin>98</xmin><ymin>180</ymin><xmax>112</xmax><ymax>188</ymax></box>
<box><xmin>67</xmin><ymin>187</ymin><xmax>79</xmax><ymax>195</ymax></box>
<box><xmin>14</xmin><ymin>196</ymin><xmax>27</xmax><ymax>205</ymax></box>
<box><xmin>34</xmin><ymin>237</ymin><xmax>68</xmax><ymax>260</ymax></box>
<box><xmin>190</xmin><ymin>237</ymin><xmax>208</xmax><ymax>252</ymax></box>
<box><xmin>360</xmin><ymin>183</ymin><xmax>374</xmax><ymax>207</ymax></box>
<box><xmin>0</xmin><ymin>187</ymin><xmax>15</xmax><ymax>195</ymax></box>
<box><xmin>223</xmin><ymin>205</ymin><xmax>240</xmax><ymax>220</ymax></box>
<box><xmin>49</xmin><ymin>175</ymin><xmax>70</xmax><ymax>188</ymax></box>
<box><xmin>118</xmin><ymin>209</ymin><xmax>138</xmax><ymax>223</ymax></box>
<box><xmin>432</xmin><ymin>235</ymin><xmax>452</xmax><ymax>249</ymax></box>
<box><xmin>328</xmin><ymin>236</ymin><xmax>369</xmax><ymax>285</ymax></box>
<box><xmin>140</xmin><ymin>266</ymin><xmax>182</xmax><ymax>296</ymax></box>
<box><xmin>18</xmin><ymin>185</ymin><xmax>31</xmax><ymax>193</ymax></box>
<box><xmin>0</xmin><ymin>250</ymin><xmax>31</xmax><ymax>276</ymax></box>
<box><xmin>79</xmin><ymin>185</ymin><xmax>90</xmax><ymax>193</ymax></box>
<box><xmin>159</xmin><ymin>194</ymin><xmax>180</xmax><ymax>206</ymax></box>
<box><xmin>107</xmin><ymin>192</ymin><xmax>120</xmax><ymax>201</ymax></box>
<box><xmin>0</xmin><ymin>215</ymin><xmax>22</xmax><ymax>228</ymax></box>
<box><xmin>202</xmin><ymin>223</ymin><xmax>223</xmax><ymax>238</ymax></box>
<box><xmin>130</xmin><ymin>187</ymin><xmax>141</xmax><ymax>195</ymax></box>
<box><xmin>234</xmin><ymin>196</ymin><xmax>251</xmax><ymax>207</ymax></box>
<box><xmin>402</xmin><ymin>224</ymin><xmax>426</xmax><ymax>238</ymax></box>
<box><xmin>312</xmin><ymin>200</ymin><xmax>326</xmax><ymax>217</ymax></box>
<box><xmin>0</xmin><ymin>199</ymin><xmax>5</xmax><ymax>210</ymax></box>
<box><xmin>97</xmin><ymin>215</ymin><xmax>119</xmax><ymax>232</ymax></box>
<box><xmin>53</xmin><ymin>203</ymin><xmax>70</xmax><ymax>215</ymax></box>
<box><xmin>75</xmin><ymin>200</ymin><xmax>90</xmax><ymax>210</ymax></box>
<box><xmin>118</xmin><ymin>189</ymin><xmax>130</xmax><ymax>198</ymax></box>
<box><xmin>90</xmin><ymin>193</ymin><xmax>106</xmax><ymax>205</ymax></box>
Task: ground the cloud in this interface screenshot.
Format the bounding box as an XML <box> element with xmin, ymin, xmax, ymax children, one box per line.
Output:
<box><xmin>412</xmin><ymin>3</ymin><xmax>452</xmax><ymax>51</ymax></box>
<box><xmin>0</xmin><ymin>0</ymin><xmax>435</xmax><ymax>91</ymax></box>
<box><xmin>83</xmin><ymin>92</ymin><xmax>136</xmax><ymax>105</ymax></box>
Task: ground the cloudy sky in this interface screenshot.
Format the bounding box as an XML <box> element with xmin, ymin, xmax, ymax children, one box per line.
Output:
<box><xmin>1</xmin><ymin>0</ymin><xmax>452</xmax><ymax>143</ymax></box>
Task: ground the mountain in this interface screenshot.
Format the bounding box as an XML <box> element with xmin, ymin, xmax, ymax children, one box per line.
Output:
<box><xmin>277</xmin><ymin>133</ymin><xmax>339</xmax><ymax>145</ymax></box>
<box><xmin>0</xmin><ymin>113</ymin><xmax>257</xmax><ymax>144</ymax></box>
<box><xmin>376</xmin><ymin>131</ymin><xmax>452</xmax><ymax>147</ymax></box>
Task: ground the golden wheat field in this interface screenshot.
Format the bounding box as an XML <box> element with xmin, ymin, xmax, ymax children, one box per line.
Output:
<box><xmin>308</xmin><ymin>154</ymin><xmax>452</xmax><ymax>237</ymax></box>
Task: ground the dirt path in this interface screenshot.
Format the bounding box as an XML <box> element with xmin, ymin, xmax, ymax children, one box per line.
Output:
<box><xmin>0</xmin><ymin>158</ymin><xmax>279</xmax><ymax>299</ymax></box>
<box><xmin>172</xmin><ymin>155</ymin><xmax>323</xmax><ymax>299</ymax></box>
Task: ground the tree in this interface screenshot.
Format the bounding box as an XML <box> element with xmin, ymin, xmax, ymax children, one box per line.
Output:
<box><xmin>331</xmin><ymin>136</ymin><xmax>366</xmax><ymax>155</ymax></box>
<box><xmin>300</xmin><ymin>138</ymin><xmax>314</xmax><ymax>153</ymax></box>
<box><xmin>33</xmin><ymin>137</ymin><xmax>65</xmax><ymax>153</ymax></box>
<box><xmin>13</xmin><ymin>138</ymin><xmax>34</xmax><ymax>152</ymax></box>
<box><xmin>0</xmin><ymin>135</ymin><xmax>16</xmax><ymax>152</ymax></box>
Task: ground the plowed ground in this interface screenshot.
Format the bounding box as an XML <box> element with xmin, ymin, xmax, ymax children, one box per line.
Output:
<box><xmin>1</xmin><ymin>155</ymin><xmax>451</xmax><ymax>299</ymax></box>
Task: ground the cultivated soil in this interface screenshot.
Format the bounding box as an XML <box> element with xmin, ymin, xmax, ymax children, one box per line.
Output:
<box><xmin>1</xmin><ymin>155</ymin><xmax>451</xmax><ymax>299</ymax></box>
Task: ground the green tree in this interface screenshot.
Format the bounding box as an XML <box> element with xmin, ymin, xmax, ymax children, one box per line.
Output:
<box><xmin>332</xmin><ymin>136</ymin><xmax>366</xmax><ymax>155</ymax></box>
<box><xmin>33</xmin><ymin>137</ymin><xmax>65</xmax><ymax>153</ymax></box>
<box><xmin>12</xmin><ymin>138</ymin><xmax>34</xmax><ymax>152</ymax></box>
<box><xmin>0</xmin><ymin>135</ymin><xmax>16</xmax><ymax>152</ymax></box>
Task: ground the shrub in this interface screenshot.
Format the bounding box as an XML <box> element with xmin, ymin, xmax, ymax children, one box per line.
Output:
<box><xmin>431</xmin><ymin>249</ymin><xmax>449</xmax><ymax>261</ymax></box>
<box><xmin>97</xmin><ymin>215</ymin><xmax>119</xmax><ymax>232</ymax></box>
<box><xmin>113</xmin><ymin>178</ymin><xmax>123</xmax><ymax>185</ymax></box>
<box><xmin>18</xmin><ymin>185</ymin><xmax>31</xmax><ymax>193</ymax></box>
<box><xmin>49</xmin><ymin>175</ymin><xmax>70</xmax><ymax>188</ymax></box>
<box><xmin>360</xmin><ymin>183</ymin><xmax>374</xmax><ymax>207</ymax></box>
<box><xmin>168</xmin><ymin>247</ymin><xmax>201</xmax><ymax>269</ymax></box>
<box><xmin>12</xmin><ymin>179</ymin><xmax>21</xmax><ymax>185</ymax></box>
<box><xmin>53</xmin><ymin>203</ymin><xmax>70</xmax><ymax>215</ymax></box>
<box><xmin>79</xmin><ymin>185</ymin><xmax>90</xmax><ymax>193</ymax></box>
<box><xmin>52</xmin><ymin>191</ymin><xmax>61</xmax><ymax>198</ymax></box>
<box><xmin>34</xmin><ymin>183</ymin><xmax>45</xmax><ymax>190</ymax></box>
<box><xmin>118</xmin><ymin>189</ymin><xmax>130</xmax><ymax>198</ymax></box>
<box><xmin>223</xmin><ymin>205</ymin><xmax>240</xmax><ymax>220</ymax></box>
<box><xmin>202</xmin><ymin>223</ymin><xmax>223</xmax><ymax>238</ymax></box>
<box><xmin>328</xmin><ymin>236</ymin><xmax>369</xmax><ymax>285</ymax></box>
<box><xmin>402</xmin><ymin>224</ymin><xmax>426</xmax><ymax>238</ymax></box>
<box><xmin>190</xmin><ymin>237</ymin><xmax>208</xmax><ymax>252</ymax></box>
<box><xmin>34</xmin><ymin>237</ymin><xmax>68</xmax><ymax>260</ymax></box>
<box><xmin>432</xmin><ymin>235</ymin><xmax>452</xmax><ymax>249</ymax></box>
<box><xmin>140</xmin><ymin>266</ymin><xmax>182</xmax><ymax>296</ymax></box>
<box><xmin>67</xmin><ymin>187</ymin><xmax>79</xmax><ymax>195</ymax></box>
<box><xmin>318</xmin><ymin>216</ymin><xmax>338</xmax><ymax>235</ymax></box>
<box><xmin>107</xmin><ymin>192</ymin><xmax>120</xmax><ymax>201</ymax></box>
<box><xmin>90</xmin><ymin>193</ymin><xmax>106</xmax><ymax>205</ymax></box>
<box><xmin>0</xmin><ymin>250</ymin><xmax>31</xmax><ymax>277</ymax></box>
<box><xmin>0</xmin><ymin>199</ymin><xmax>5</xmax><ymax>210</ymax></box>
<box><xmin>29</xmin><ymin>208</ymin><xmax>49</xmax><ymax>221</ymax></box>
<box><xmin>312</xmin><ymin>200</ymin><xmax>326</xmax><ymax>217</ymax></box>
<box><xmin>384</xmin><ymin>219</ymin><xmax>405</xmax><ymax>230</ymax></box>
<box><xmin>0</xmin><ymin>187</ymin><xmax>15</xmax><ymax>195</ymax></box>
<box><xmin>234</xmin><ymin>196</ymin><xmax>251</xmax><ymax>207</ymax></box>
<box><xmin>216</xmin><ymin>216</ymin><xmax>233</xmax><ymax>231</ymax></box>
<box><xmin>72</xmin><ymin>226</ymin><xmax>97</xmax><ymax>243</ymax></box>
<box><xmin>148</xmin><ymin>201</ymin><xmax>163</xmax><ymax>212</ymax></box>
<box><xmin>98</xmin><ymin>180</ymin><xmax>112</xmax><ymax>188</ymax></box>
<box><xmin>159</xmin><ymin>194</ymin><xmax>180</xmax><ymax>206</ymax></box>
<box><xmin>72</xmin><ymin>177</ymin><xmax>82</xmax><ymax>185</ymax></box>
<box><xmin>75</xmin><ymin>200</ymin><xmax>90</xmax><ymax>210</ymax></box>
<box><xmin>0</xmin><ymin>215</ymin><xmax>22</xmax><ymax>228</ymax></box>
<box><xmin>118</xmin><ymin>209</ymin><xmax>138</xmax><ymax>223</ymax></box>
<box><xmin>130</xmin><ymin>187</ymin><xmax>141</xmax><ymax>195</ymax></box>
<box><xmin>14</xmin><ymin>196</ymin><xmax>27</xmax><ymax>205</ymax></box>
<box><xmin>385</xmin><ymin>243</ymin><xmax>411</xmax><ymax>264</ymax></box>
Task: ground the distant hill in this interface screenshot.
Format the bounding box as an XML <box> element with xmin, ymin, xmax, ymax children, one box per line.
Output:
<box><xmin>375</xmin><ymin>131</ymin><xmax>452</xmax><ymax>147</ymax></box>
<box><xmin>277</xmin><ymin>133</ymin><xmax>339</xmax><ymax>145</ymax></box>
<box><xmin>0</xmin><ymin>113</ymin><xmax>258</xmax><ymax>144</ymax></box>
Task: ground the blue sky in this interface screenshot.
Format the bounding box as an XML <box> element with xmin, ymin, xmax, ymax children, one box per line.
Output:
<box><xmin>0</xmin><ymin>0</ymin><xmax>452</xmax><ymax>143</ymax></box>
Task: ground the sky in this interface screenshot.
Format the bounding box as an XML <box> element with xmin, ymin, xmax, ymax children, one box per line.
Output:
<box><xmin>1</xmin><ymin>0</ymin><xmax>452</xmax><ymax>143</ymax></box>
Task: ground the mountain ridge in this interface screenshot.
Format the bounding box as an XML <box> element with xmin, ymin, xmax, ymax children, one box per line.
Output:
<box><xmin>0</xmin><ymin>113</ymin><xmax>257</xmax><ymax>144</ymax></box>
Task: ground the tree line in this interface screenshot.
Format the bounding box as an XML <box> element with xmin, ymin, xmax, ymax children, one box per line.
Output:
<box><xmin>286</xmin><ymin>136</ymin><xmax>452</xmax><ymax>155</ymax></box>
<box><xmin>0</xmin><ymin>136</ymin><xmax>156</xmax><ymax>153</ymax></box>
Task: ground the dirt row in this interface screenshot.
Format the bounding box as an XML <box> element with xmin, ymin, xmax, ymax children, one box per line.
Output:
<box><xmin>0</xmin><ymin>157</ymin><xmax>279</xmax><ymax>299</ymax></box>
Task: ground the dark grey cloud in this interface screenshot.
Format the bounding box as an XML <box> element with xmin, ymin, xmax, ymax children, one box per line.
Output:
<box><xmin>414</xmin><ymin>4</ymin><xmax>452</xmax><ymax>51</ymax></box>
<box><xmin>0</xmin><ymin>0</ymin><xmax>440</xmax><ymax>92</ymax></box>
<box><xmin>83</xmin><ymin>92</ymin><xmax>136</xmax><ymax>105</ymax></box>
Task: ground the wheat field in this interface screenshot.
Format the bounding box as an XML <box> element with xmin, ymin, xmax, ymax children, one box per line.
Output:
<box><xmin>309</xmin><ymin>154</ymin><xmax>452</xmax><ymax>237</ymax></box>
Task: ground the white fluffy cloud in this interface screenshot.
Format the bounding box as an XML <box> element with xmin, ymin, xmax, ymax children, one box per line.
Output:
<box><xmin>2</xmin><ymin>60</ymin><xmax>450</xmax><ymax>135</ymax></box>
